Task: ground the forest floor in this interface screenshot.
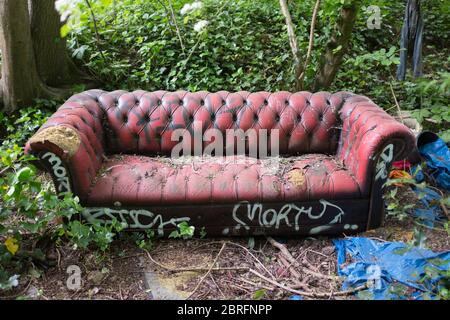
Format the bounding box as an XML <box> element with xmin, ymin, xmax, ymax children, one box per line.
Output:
<box><xmin>1</xmin><ymin>185</ymin><xmax>449</xmax><ymax>301</ymax></box>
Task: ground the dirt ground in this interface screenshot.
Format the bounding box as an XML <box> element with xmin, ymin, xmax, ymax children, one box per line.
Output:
<box><xmin>1</xmin><ymin>185</ymin><xmax>449</xmax><ymax>300</ymax></box>
<box><xmin>1</xmin><ymin>220</ymin><xmax>448</xmax><ymax>300</ymax></box>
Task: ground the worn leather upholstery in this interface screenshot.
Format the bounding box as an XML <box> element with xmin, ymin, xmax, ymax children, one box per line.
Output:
<box><xmin>26</xmin><ymin>90</ymin><xmax>415</xmax><ymax>232</ymax></box>
<box><xmin>86</xmin><ymin>154</ymin><xmax>362</xmax><ymax>206</ymax></box>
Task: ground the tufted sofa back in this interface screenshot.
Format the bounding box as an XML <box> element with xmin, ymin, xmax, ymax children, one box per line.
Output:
<box><xmin>83</xmin><ymin>90</ymin><xmax>352</xmax><ymax>157</ymax></box>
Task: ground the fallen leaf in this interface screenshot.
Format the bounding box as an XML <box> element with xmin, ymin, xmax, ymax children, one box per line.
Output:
<box><xmin>5</xmin><ymin>237</ymin><xmax>19</xmax><ymax>255</ymax></box>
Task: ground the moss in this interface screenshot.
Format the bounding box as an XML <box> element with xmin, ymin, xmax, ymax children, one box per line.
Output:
<box><xmin>29</xmin><ymin>126</ymin><xmax>81</xmax><ymax>157</ymax></box>
<box><xmin>288</xmin><ymin>169</ymin><xmax>305</xmax><ymax>187</ymax></box>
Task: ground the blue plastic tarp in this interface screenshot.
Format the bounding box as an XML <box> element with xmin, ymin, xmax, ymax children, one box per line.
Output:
<box><xmin>417</xmin><ymin>136</ymin><xmax>450</xmax><ymax>191</ymax></box>
<box><xmin>334</xmin><ymin>237</ymin><xmax>450</xmax><ymax>300</ymax></box>
<box><xmin>412</xmin><ymin>186</ymin><xmax>445</xmax><ymax>227</ymax></box>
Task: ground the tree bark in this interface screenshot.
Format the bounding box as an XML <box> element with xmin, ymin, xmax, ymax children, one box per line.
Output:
<box><xmin>28</xmin><ymin>0</ymin><xmax>88</xmax><ymax>87</ymax></box>
<box><xmin>280</xmin><ymin>0</ymin><xmax>321</xmax><ymax>91</ymax></box>
<box><xmin>0</xmin><ymin>0</ymin><xmax>65</xmax><ymax>112</ymax></box>
<box><xmin>279</xmin><ymin>0</ymin><xmax>301</xmax><ymax>89</ymax></box>
<box><xmin>313</xmin><ymin>1</ymin><xmax>360</xmax><ymax>91</ymax></box>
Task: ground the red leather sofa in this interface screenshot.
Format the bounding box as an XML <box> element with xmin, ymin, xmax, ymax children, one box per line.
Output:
<box><xmin>25</xmin><ymin>90</ymin><xmax>415</xmax><ymax>236</ymax></box>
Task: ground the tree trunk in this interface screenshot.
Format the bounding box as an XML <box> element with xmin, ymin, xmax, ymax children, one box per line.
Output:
<box><xmin>0</xmin><ymin>0</ymin><xmax>45</xmax><ymax>112</ymax></box>
<box><xmin>0</xmin><ymin>0</ymin><xmax>65</xmax><ymax>112</ymax></box>
<box><xmin>279</xmin><ymin>0</ymin><xmax>301</xmax><ymax>89</ymax></box>
<box><xmin>313</xmin><ymin>1</ymin><xmax>360</xmax><ymax>91</ymax></box>
<box><xmin>28</xmin><ymin>0</ymin><xmax>88</xmax><ymax>87</ymax></box>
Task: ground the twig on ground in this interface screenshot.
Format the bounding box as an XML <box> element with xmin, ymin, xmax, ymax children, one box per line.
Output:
<box><xmin>119</xmin><ymin>283</ymin><xmax>124</xmax><ymax>300</ymax></box>
<box><xmin>143</xmin><ymin>248</ymin><xmax>247</xmax><ymax>272</ymax></box>
<box><xmin>56</xmin><ymin>248</ymin><xmax>61</xmax><ymax>271</ymax></box>
<box><xmin>194</xmin><ymin>240</ymin><xmax>275</xmax><ymax>280</ymax></box>
<box><xmin>187</xmin><ymin>242</ymin><xmax>227</xmax><ymax>300</ymax></box>
<box><xmin>249</xmin><ymin>268</ymin><xmax>366</xmax><ymax>298</ymax></box>
<box><xmin>209</xmin><ymin>274</ymin><xmax>226</xmax><ymax>299</ymax></box>
<box><xmin>278</xmin><ymin>255</ymin><xmax>301</xmax><ymax>279</ymax></box>
<box><xmin>238</xmin><ymin>277</ymin><xmax>275</xmax><ymax>291</ymax></box>
<box><xmin>305</xmin><ymin>248</ymin><xmax>328</xmax><ymax>258</ymax></box>
<box><xmin>267</xmin><ymin>237</ymin><xmax>338</xmax><ymax>281</ymax></box>
<box><xmin>0</xmin><ymin>278</ymin><xmax>33</xmax><ymax>299</ymax></box>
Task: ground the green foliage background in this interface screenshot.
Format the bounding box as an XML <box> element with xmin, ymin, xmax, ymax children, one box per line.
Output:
<box><xmin>0</xmin><ymin>0</ymin><xmax>449</xmax><ymax>295</ymax></box>
<box><xmin>61</xmin><ymin>0</ymin><xmax>449</xmax><ymax>138</ymax></box>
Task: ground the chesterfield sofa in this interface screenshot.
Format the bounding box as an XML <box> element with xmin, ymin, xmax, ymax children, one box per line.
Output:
<box><xmin>25</xmin><ymin>90</ymin><xmax>415</xmax><ymax>236</ymax></box>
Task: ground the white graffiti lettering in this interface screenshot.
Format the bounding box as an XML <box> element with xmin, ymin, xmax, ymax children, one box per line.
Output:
<box><xmin>375</xmin><ymin>144</ymin><xmax>394</xmax><ymax>181</ymax></box>
<box><xmin>82</xmin><ymin>208</ymin><xmax>190</xmax><ymax>236</ymax></box>
<box><xmin>224</xmin><ymin>199</ymin><xmax>345</xmax><ymax>235</ymax></box>
<box><xmin>41</xmin><ymin>152</ymin><xmax>71</xmax><ymax>193</ymax></box>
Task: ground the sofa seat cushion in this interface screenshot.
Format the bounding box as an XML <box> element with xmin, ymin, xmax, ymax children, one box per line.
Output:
<box><xmin>84</xmin><ymin>154</ymin><xmax>363</xmax><ymax>207</ymax></box>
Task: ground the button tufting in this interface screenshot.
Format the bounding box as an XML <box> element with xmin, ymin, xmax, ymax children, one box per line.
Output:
<box><xmin>29</xmin><ymin>90</ymin><xmax>417</xmax><ymax>223</ymax></box>
<box><xmin>275</xmin><ymin>114</ymin><xmax>280</xmax><ymax>122</ymax></box>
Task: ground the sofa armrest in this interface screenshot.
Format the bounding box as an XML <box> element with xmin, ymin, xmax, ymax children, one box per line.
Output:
<box><xmin>336</xmin><ymin>95</ymin><xmax>416</xmax><ymax>195</ymax></box>
<box><xmin>25</xmin><ymin>90</ymin><xmax>106</xmax><ymax>202</ymax></box>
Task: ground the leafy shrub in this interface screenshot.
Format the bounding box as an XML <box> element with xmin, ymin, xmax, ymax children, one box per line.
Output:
<box><xmin>0</xmin><ymin>103</ymin><xmax>124</xmax><ymax>291</ymax></box>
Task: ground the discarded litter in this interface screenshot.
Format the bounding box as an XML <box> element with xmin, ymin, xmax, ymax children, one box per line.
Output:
<box><xmin>334</xmin><ymin>237</ymin><xmax>450</xmax><ymax>300</ymax></box>
<box><xmin>415</xmin><ymin>132</ymin><xmax>450</xmax><ymax>192</ymax></box>
<box><xmin>412</xmin><ymin>186</ymin><xmax>446</xmax><ymax>227</ymax></box>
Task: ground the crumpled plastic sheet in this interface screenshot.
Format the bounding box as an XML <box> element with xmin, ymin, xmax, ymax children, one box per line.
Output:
<box><xmin>412</xmin><ymin>186</ymin><xmax>446</xmax><ymax>228</ymax></box>
<box><xmin>416</xmin><ymin>136</ymin><xmax>450</xmax><ymax>192</ymax></box>
<box><xmin>334</xmin><ymin>237</ymin><xmax>450</xmax><ymax>300</ymax></box>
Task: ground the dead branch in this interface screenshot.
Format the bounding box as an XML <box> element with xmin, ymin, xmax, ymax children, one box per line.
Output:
<box><xmin>267</xmin><ymin>237</ymin><xmax>338</xmax><ymax>281</ymax></box>
<box><xmin>194</xmin><ymin>240</ymin><xmax>275</xmax><ymax>280</ymax></box>
<box><xmin>249</xmin><ymin>268</ymin><xmax>367</xmax><ymax>298</ymax></box>
<box><xmin>238</xmin><ymin>277</ymin><xmax>275</xmax><ymax>291</ymax></box>
<box><xmin>143</xmin><ymin>248</ymin><xmax>247</xmax><ymax>273</ymax></box>
<box><xmin>209</xmin><ymin>274</ymin><xmax>226</xmax><ymax>299</ymax></box>
<box><xmin>278</xmin><ymin>255</ymin><xmax>301</xmax><ymax>279</ymax></box>
<box><xmin>187</xmin><ymin>242</ymin><xmax>227</xmax><ymax>299</ymax></box>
